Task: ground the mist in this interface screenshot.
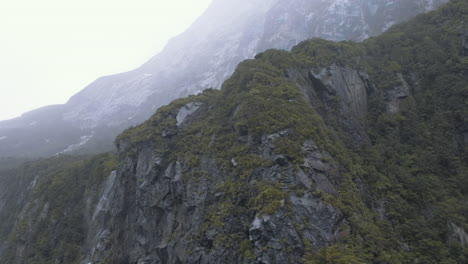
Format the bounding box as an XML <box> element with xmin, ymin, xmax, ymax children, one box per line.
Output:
<box><xmin>0</xmin><ymin>0</ymin><xmax>211</xmax><ymax>121</ymax></box>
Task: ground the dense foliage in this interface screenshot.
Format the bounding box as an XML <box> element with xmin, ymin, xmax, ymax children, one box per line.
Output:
<box><xmin>0</xmin><ymin>154</ymin><xmax>117</xmax><ymax>264</ymax></box>
<box><xmin>0</xmin><ymin>0</ymin><xmax>467</xmax><ymax>263</ymax></box>
<box><xmin>118</xmin><ymin>1</ymin><xmax>468</xmax><ymax>262</ymax></box>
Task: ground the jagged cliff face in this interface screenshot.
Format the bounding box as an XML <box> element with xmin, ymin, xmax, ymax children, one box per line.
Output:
<box><xmin>0</xmin><ymin>0</ymin><xmax>449</xmax><ymax>158</ymax></box>
<box><xmin>0</xmin><ymin>155</ymin><xmax>117</xmax><ymax>264</ymax></box>
<box><xmin>84</xmin><ymin>11</ymin><xmax>468</xmax><ymax>261</ymax></box>
<box><xmin>80</xmin><ymin>59</ymin><xmax>404</xmax><ymax>263</ymax></box>
<box><xmin>82</xmin><ymin>68</ymin><xmax>359</xmax><ymax>263</ymax></box>
<box><xmin>45</xmin><ymin>0</ymin><xmax>453</xmax><ymax>124</ymax></box>
<box><xmin>0</xmin><ymin>1</ymin><xmax>467</xmax><ymax>263</ymax></box>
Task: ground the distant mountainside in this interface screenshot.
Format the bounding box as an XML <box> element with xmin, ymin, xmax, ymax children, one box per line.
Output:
<box><xmin>0</xmin><ymin>0</ymin><xmax>449</xmax><ymax>158</ymax></box>
<box><xmin>0</xmin><ymin>0</ymin><xmax>466</xmax><ymax>263</ymax></box>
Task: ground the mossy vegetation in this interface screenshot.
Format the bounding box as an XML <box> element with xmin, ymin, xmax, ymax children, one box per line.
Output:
<box><xmin>114</xmin><ymin>1</ymin><xmax>467</xmax><ymax>262</ymax></box>
<box><xmin>253</xmin><ymin>183</ymin><xmax>288</xmax><ymax>215</ymax></box>
<box><xmin>129</xmin><ymin>1</ymin><xmax>467</xmax><ymax>261</ymax></box>
<box><xmin>1</xmin><ymin>0</ymin><xmax>467</xmax><ymax>263</ymax></box>
<box><xmin>0</xmin><ymin>153</ymin><xmax>117</xmax><ymax>264</ymax></box>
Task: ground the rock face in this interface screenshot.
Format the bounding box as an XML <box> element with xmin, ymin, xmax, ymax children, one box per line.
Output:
<box><xmin>0</xmin><ymin>0</ymin><xmax>449</xmax><ymax>158</ymax></box>
<box><xmin>449</xmin><ymin>224</ymin><xmax>468</xmax><ymax>248</ymax></box>
<box><xmin>309</xmin><ymin>65</ymin><xmax>369</xmax><ymax>117</ymax></box>
<box><xmin>463</xmin><ymin>30</ymin><xmax>468</xmax><ymax>55</ymax></box>
<box><xmin>0</xmin><ymin>169</ymin><xmax>37</xmax><ymax>257</ymax></box>
<box><xmin>386</xmin><ymin>73</ymin><xmax>411</xmax><ymax>113</ymax></box>
<box><xmin>176</xmin><ymin>102</ymin><xmax>203</xmax><ymax>127</ymax></box>
<box><xmin>1</xmin><ymin>1</ymin><xmax>467</xmax><ymax>263</ymax></box>
<box><xmin>286</xmin><ymin>65</ymin><xmax>371</xmax><ymax>145</ymax></box>
<box><xmin>84</xmin><ymin>170</ymin><xmax>118</xmax><ymax>263</ymax></box>
<box><xmin>82</xmin><ymin>116</ymin><xmax>348</xmax><ymax>264</ymax></box>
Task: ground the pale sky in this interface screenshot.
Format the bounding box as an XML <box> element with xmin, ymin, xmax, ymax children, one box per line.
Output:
<box><xmin>0</xmin><ymin>0</ymin><xmax>212</xmax><ymax>121</ymax></box>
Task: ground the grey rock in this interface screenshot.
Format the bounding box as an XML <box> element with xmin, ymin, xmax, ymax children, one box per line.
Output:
<box><xmin>273</xmin><ymin>155</ymin><xmax>289</xmax><ymax>166</ymax></box>
<box><xmin>231</xmin><ymin>158</ymin><xmax>238</xmax><ymax>168</ymax></box>
<box><xmin>0</xmin><ymin>0</ymin><xmax>448</xmax><ymax>159</ymax></box>
<box><xmin>173</xmin><ymin>161</ymin><xmax>183</xmax><ymax>182</ymax></box>
<box><xmin>288</xmin><ymin>66</ymin><xmax>371</xmax><ymax>145</ymax></box>
<box><xmin>449</xmin><ymin>223</ymin><xmax>468</xmax><ymax>248</ymax></box>
<box><xmin>176</xmin><ymin>102</ymin><xmax>202</xmax><ymax>127</ymax></box>
<box><xmin>0</xmin><ymin>169</ymin><xmax>38</xmax><ymax>258</ymax></box>
<box><xmin>463</xmin><ymin>116</ymin><xmax>468</xmax><ymax>146</ymax></box>
<box><xmin>260</xmin><ymin>130</ymin><xmax>290</xmax><ymax>160</ymax></box>
<box><xmin>296</xmin><ymin>168</ymin><xmax>313</xmax><ymax>190</ymax></box>
<box><xmin>311</xmin><ymin>65</ymin><xmax>368</xmax><ymax>117</ymax></box>
<box><xmin>305</xmin><ymin>158</ymin><xmax>327</xmax><ymax>172</ymax></box>
<box><xmin>92</xmin><ymin>171</ymin><xmax>117</xmax><ymax>220</ymax></box>
<box><xmin>401</xmin><ymin>242</ymin><xmax>410</xmax><ymax>252</ymax></box>
<box><xmin>301</xmin><ymin>140</ymin><xmax>339</xmax><ymax>195</ymax></box>
<box><xmin>1</xmin><ymin>1</ymin><xmax>458</xmax><ymax>263</ymax></box>
<box><xmin>75</xmin><ymin>127</ymin><xmax>350</xmax><ymax>264</ymax></box>
<box><xmin>463</xmin><ymin>30</ymin><xmax>468</xmax><ymax>55</ymax></box>
<box><xmin>386</xmin><ymin>73</ymin><xmax>411</xmax><ymax>113</ymax></box>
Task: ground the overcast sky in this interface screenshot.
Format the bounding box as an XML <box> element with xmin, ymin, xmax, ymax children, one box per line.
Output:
<box><xmin>0</xmin><ymin>0</ymin><xmax>212</xmax><ymax>121</ymax></box>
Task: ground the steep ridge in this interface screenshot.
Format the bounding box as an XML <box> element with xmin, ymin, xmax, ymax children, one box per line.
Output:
<box><xmin>0</xmin><ymin>1</ymin><xmax>467</xmax><ymax>263</ymax></box>
<box><xmin>0</xmin><ymin>0</ymin><xmax>449</xmax><ymax>158</ymax></box>
<box><xmin>0</xmin><ymin>154</ymin><xmax>117</xmax><ymax>263</ymax></box>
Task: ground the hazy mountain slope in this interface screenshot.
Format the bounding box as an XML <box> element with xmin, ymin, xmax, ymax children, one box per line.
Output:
<box><xmin>0</xmin><ymin>0</ymin><xmax>467</xmax><ymax>263</ymax></box>
<box><xmin>0</xmin><ymin>154</ymin><xmax>117</xmax><ymax>263</ymax></box>
<box><xmin>0</xmin><ymin>0</ymin><xmax>449</xmax><ymax>158</ymax></box>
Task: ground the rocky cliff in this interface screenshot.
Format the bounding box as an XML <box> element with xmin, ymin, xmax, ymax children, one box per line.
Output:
<box><xmin>0</xmin><ymin>0</ymin><xmax>449</xmax><ymax>158</ymax></box>
<box><xmin>0</xmin><ymin>0</ymin><xmax>467</xmax><ymax>263</ymax></box>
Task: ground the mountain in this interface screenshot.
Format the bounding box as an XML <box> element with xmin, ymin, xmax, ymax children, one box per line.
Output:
<box><xmin>0</xmin><ymin>0</ymin><xmax>467</xmax><ymax>263</ymax></box>
<box><xmin>0</xmin><ymin>0</ymin><xmax>449</xmax><ymax>158</ymax></box>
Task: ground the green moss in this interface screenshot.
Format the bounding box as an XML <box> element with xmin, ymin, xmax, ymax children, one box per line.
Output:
<box><xmin>303</xmin><ymin>244</ymin><xmax>366</xmax><ymax>264</ymax></box>
<box><xmin>0</xmin><ymin>153</ymin><xmax>118</xmax><ymax>264</ymax></box>
<box><xmin>3</xmin><ymin>1</ymin><xmax>467</xmax><ymax>263</ymax></box>
<box><xmin>254</xmin><ymin>183</ymin><xmax>288</xmax><ymax>215</ymax></box>
<box><xmin>239</xmin><ymin>239</ymin><xmax>255</xmax><ymax>260</ymax></box>
<box><xmin>115</xmin><ymin>3</ymin><xmax>467</xmax><ymax>261</ymax></box>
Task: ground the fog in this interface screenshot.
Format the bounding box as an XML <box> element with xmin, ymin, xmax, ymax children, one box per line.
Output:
<box><xmin>0</xmin><ymin>0</ymin><xmax>211</xmax><ymax>121</ymax></box>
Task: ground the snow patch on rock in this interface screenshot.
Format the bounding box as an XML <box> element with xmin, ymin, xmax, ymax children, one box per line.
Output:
<box><xmin>3</xmin><ymin>0</ymin><xmax>448</xmax><ymax>157</ymax></box>
<box><xmin>57</xmin><ymin>134</ymin><xmax>94</xmax><ymax>154</ymax></box>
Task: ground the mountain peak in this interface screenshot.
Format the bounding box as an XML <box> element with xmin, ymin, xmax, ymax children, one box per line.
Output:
<box><xmin>0</xmin><ymin>0</ymin><xmax>450</xmax><ymax>158</ymax></box>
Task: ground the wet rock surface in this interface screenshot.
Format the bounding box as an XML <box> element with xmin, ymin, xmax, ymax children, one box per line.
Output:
<box><xmin>82</xmin><ymin>94</ymin><xmax>353</xmax><ymax>263</ymax></box>
<box><xmin>0</xmin><ymin>0</ymin><xmax>448</xmax><ymax>159</ymax></box>
<box><xmin>386</xmin><ymin>73</ymin><xmax>411</xmax><ymax>113</ymax></box>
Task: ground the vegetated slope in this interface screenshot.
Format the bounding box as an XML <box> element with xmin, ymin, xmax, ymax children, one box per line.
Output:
<box><xmin>1</xmin><ymin>0</ymin><xmax>467</xmax><ymax>263</ymax></box>
<box><xmin>0</xmin><ymin>0</ymin><xmax>449</xmax><ymax>159</ymax></box>
<box><xmin>0</xmin><ymin>154</ymin><xmax>117</xmax><ymax>264</ymax></box>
